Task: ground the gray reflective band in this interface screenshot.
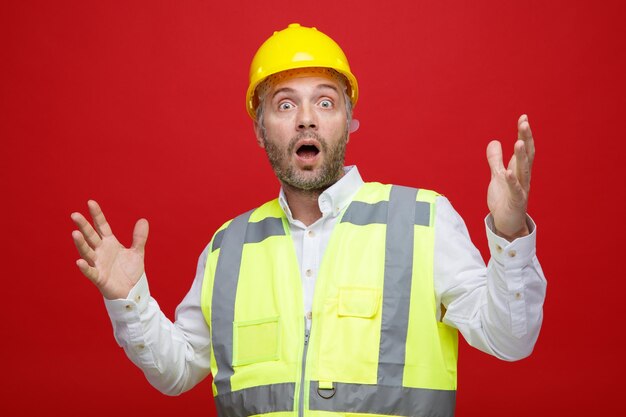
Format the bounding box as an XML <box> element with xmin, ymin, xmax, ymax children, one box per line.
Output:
<box><xmin>211</xmin><ymin>209</ymin><xmax>254</xmax><ymax>394</ymax></box>
<box><xmin>309</xmin><ymin>381</ymin><xmax>456</xmax><ymax>417</ymax></box>
<box><xmin>341</xmin><ymin>201</ymin><xmax>388</xmax><ymax>225</ymax></box>
<box><xmin>341</xmin><ymin>200</ymin><xmax>431</xmax><ymax>227</ymax></box>
<box><xmin>378</xmin><ymin>185</ymin><xmax>417</xmax><ymax>386</ymax></box>
<box><xmin>215</xmin><ymin>382</ymin><xmax>296</xmax><ymax>417</ymax></box>
<box><xmin>245</xmin><ymin>216</ymin><xmax>286</xmax><ymax>244</ymax></box>
<box><xmin>212</xmin><ymin>217</ymin><xmax>285</xmax><ymax>252</ymax></box>
<box><xmin>414</xmin><ymin>200</ymin><xmax>431</xmax><ymax>227</ymax></box>
<box><xmin>212</xmin><ymin>229</ymin><xmax>225</xmax><ymax>252</ymax></box>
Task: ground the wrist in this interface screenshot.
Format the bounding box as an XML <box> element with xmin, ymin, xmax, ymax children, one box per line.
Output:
<box><xmin>494</xmin><ymin>223</ymin><xmax>530</xmax><ymax>241</ymax></box>
<box><xmin>100</xmin><ymin>281</ymin><xmax>135</xmax><ymax>301</ymax></box>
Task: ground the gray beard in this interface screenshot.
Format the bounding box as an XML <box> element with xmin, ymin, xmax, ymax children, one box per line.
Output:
<box><xmin>263</xmin><ymin>130</ymin><xmax>348</xmax><ymax>193</ymax></box>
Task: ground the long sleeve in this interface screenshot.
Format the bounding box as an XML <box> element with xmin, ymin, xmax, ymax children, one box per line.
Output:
<box><xmin>103</xmin><ymin>245</ymin><xmax>213</xmax><ymax>395</ymax></box>
<box><xmin>434</xmin><ymin>196</ymin><xmax>547</xmax><ymax>361</ymax></box>
<box><xmin>99</xmin><ymin>185</ymin><xmax>547</xmax><ymax>396</ymax></box>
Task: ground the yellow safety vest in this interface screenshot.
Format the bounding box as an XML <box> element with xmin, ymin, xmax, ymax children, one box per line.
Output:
<box><xmin>201</xmin><ymin>183</ymin><xmax>458</xmax><ymax>417</ymax></box>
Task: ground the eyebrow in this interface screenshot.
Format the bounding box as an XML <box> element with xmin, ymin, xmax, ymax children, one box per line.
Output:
<box><xmin>316</xmin><ymin>83</ymin><xmax>340</xmax><ymax>94</ymax></box>
<box><xmin>271</xmin><ymin>83</ymin><xmax>340</xmax><ymax>100</ymax></box>
<box><xmin>271</xmin><ymin>87</ymin><xmax>296</xmax><ymax>100</ymax></box>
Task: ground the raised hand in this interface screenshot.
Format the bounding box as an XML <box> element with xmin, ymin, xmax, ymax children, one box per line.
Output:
<box><xmin>486</xmin><ymin>114</ymin><xmax>536</xmax><ymax>240</ymax></box>
<box><xmin>71</xmin><ymin>200</ymin><xmax>149</xmax><ymax>300</ymax></box>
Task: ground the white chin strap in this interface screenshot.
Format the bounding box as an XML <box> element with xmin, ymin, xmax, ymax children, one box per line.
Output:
<box><xmin>349</xmin><ymin>119</ymin><xmax>360</xmax><ymax>133</ymax></box>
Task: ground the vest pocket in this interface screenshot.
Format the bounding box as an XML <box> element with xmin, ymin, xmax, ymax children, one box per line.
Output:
<box><xmin>232</xmin><ymin>316</ymin><xmax>280</xmax><ymax>366</ymax></box>
<box><xmin>318</xmin><ymin>287</ymin><xmax>382</xmax><ymax>383</ymax></box>
<box><xmin>338</xmin><ymin>287</ymin><xmax>381</xmax><ymax>318</ymax></box>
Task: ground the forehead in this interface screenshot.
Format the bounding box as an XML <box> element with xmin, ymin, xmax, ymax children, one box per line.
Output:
<box><xmin>258</xmin><ymin>68</ymin><xmax>345</xmax><ymax>101</ymax></box>
<box><xmin>270</xmin><ymin>74</ymin><xmax>341</xmax><ymax>96</ymax></box>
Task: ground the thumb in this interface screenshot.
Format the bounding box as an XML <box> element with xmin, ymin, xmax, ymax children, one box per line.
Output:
<box><xmin>131</xmin><ymin>218</ymin><xmax>149</xmax><ymax>252</ymax></box>
<box><xmin>486</xmin><ymin>140</ymin><xmax>504</xmax><ymax>177</ymax></box>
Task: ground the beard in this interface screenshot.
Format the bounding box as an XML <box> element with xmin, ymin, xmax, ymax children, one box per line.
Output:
<box><xmin>262</xmin><ymin>129</ymin><xmax>348</xmax><ymax>193</ymax></box>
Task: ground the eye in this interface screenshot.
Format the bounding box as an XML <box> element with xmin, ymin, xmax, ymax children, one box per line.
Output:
<box><xmin>278</xmin><ymin>101</ymin><xmax>294</xmax><ymax>111</ymax></box>
<box><xmin>319</xmin><ymin>99</ymin><xmax>333</xmax><ymax>109</ymax></box>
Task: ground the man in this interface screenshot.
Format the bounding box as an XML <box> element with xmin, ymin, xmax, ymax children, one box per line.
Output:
<box><xmin>71</xmin><ymin>24</ymin><xmax>546</xmax><ymax>417</ymax></box>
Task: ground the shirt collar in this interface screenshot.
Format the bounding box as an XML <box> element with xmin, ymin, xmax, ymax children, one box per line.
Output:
<box><xmin>278</xmin><ymin>165</ymin><xmax>364</xmax><ymax>222</ymax></box>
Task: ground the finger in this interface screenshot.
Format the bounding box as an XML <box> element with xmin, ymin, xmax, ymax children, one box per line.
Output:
<box><xmin>505</xmin><ymin>169</ymin><xmax>526</xmax><ymax>206</ymax></box>
<box><xmin>88</xmin><ymin>200</ymin><xmax>114</xmax><ymax>237</ymax></box>
<box><xmin>486</xmin><ymin>140</ymin><xmax>505</xmax><ymax>177</ymax></box>
<box><xmin>72</xmin><ymin>230</ymin><xmax>96</xmax><ymax>266</ymax></box>
<box><xmin>517</xmin><ymin>114</ymin><xmax>535</xmax><ymax>168</ymax></box>
<box><xmin>517</xmin><ymin>114</ymin><xmax>528</xmax><ymax>130</ymax></box>
<box><xmin>131</xmin><ymin>218</ymin><xmax>149</xmax><ymax>252</ymax></box>
<box><xmin>514</xmin><ymin>140</ymin><xmax>531</xmax><ymax>190</ymax></box>
<box><xmin>76</xmin><ymin>258</ymin><xmax>99</xmax><ymax>283</ymax></box>
<box><xmin>70</xmin><ymin>211</ymin><xmax>102</xmax><ymax>248</ymax></box>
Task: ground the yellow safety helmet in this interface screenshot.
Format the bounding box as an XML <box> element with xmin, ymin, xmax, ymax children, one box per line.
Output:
<box><xmin>246</xmin><ymin>23</ymin><xmax>359</xmax><ymax>120</ymax></box>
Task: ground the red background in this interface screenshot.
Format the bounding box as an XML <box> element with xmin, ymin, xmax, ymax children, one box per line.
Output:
<box><xmin>2</xmin><ymin>0</ymin><xmax>625</xmax><ymax>415</ymax></box>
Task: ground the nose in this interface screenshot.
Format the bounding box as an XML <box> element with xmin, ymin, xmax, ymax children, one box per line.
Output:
<box><xmin>297</xmin><ymin>104</ymin><xmax>317</xmax><ymax>131</ymax></box>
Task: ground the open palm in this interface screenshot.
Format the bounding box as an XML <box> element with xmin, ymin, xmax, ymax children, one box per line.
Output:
<box><xmin>486</xmin><ymin>115</ymin><xmax>535</xmax><ymax>240</ymax></box>
<box><xmin>71</xmin><ymin>200</ymin><xmax>149</xmax><ymax>300</ymax></box>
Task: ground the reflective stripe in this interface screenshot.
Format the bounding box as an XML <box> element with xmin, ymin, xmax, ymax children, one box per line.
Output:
<box><xmin>215</xmin><ymin>382</ymin><xmax>296</xmax><ymax>417</ymax></box>
<box><xmin>378</xmin><ymin>185</ymin><xmax>417</xmax><ymax>386</ymax></box>
<box><xmin>340</xmin><ymin>200</ymin><xmax>431</xmax><ymax>227</ymax></box>
<box><xmin>212</xmin><ymin>229</ymin><xmax>225</xmax><ymax>252</ymax></box>
<box><xmin>341</xmin><ymin>201</ymin><xmax>388</xmax><ymax>225</ymax></box>
<box><xmin>211</xmin><ymin>210</ymin><xmax>253</xmax><ymax>394</ymax></box>
<box><xmin>212</xmin><ymin>217</ymin><xmax>285</xmax><ymax>252</ymax></box>
<box><xmin>414</xmin><ymin>200</ymin><xmax>431</xmax><ymax>227</ymax></box>
<box><xmin>245</xmin><ymin>217</ymin><xmax>286</xmax><ymax>243</ymax></box>
<box><xmin>339</xmin><ymin>187</ymin><xmax>432</xmax><ymax>385</ymax></box>
<box><xmin>309</xmin><ymin>381</ymin><xmax>455</xmax><ymax>417</ymax></box>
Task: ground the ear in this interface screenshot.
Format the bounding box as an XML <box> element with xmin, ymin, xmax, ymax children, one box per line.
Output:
<box><xmin>253</xmin><ymin>120</ymin><xmax>265</xmax><ymax>148</ymax></box>
<box><xmin>349</xmin><ymin>119</ymin><xmax>360</xmax><ymax>134</ymax></box>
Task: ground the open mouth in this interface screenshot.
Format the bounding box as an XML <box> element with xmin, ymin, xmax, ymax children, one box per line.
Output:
<box><xmin>296</xmin><ymin>144</ymin><xmax>320</xmax><ymax>159</ymax></box>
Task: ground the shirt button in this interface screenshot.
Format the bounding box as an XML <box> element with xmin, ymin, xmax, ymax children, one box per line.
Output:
<box><xmin>135</xmin><ymin>295</ymin><xmax>141</xmax><ymax>303</ymax></box>
<box><xmin>515</xmin><ymin>292</ymin><xmax>522</xmax><ymax>300</ymax></box>
<box><xmin>125</xmin><ymin>304</ymin><xmax>133</xmax><ymax>311</ymax></box>
<box><xmin>306</xmin><ymin>269</ymin><xmax>312</xmax><ymax>277</ymax></box>
<box><xmin>307</xmin><ymin>230</ymin><xmax>315</xmax><ymax>238</ymax></box>
<box><xmin>508</xmin><ymin>250</ymin><xmax>517</xmax><ymax>258</ymax></box>
<box><xmin>306</xmin><ymin>311</ymin><xmax>312</xmax><ymax>320</ymax></box>
<box><xmin>495</xmin><ymin>244</ymin><xmax>503</xmax><ymax>253</ymax></box>
<box><xmin>136</xmin><ymin>344</ymin><xmax>145</xmax><ymax>350</ymax></box>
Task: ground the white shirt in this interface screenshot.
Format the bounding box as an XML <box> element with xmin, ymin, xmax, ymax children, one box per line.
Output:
<box><xmin>104</xmin><ymin>166</ymin><xmax>547</xmax><ymax>395</ymax></box>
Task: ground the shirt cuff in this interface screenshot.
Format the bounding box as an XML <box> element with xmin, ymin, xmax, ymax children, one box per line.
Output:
<box><xmin>103</xmin><ymin>273</ymin><xmax>151</xmax><ymax>322</ymax></box>
<box><xmin>485</xmin><ymin>214</ymin><xmax>537</xmax><ymax>266</ymax></box>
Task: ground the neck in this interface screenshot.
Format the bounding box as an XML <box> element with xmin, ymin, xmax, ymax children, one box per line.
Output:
<box><xmin>282</xmin><ymin>184</ymin><xmax>324</xmax><ymax>226</ymax></box>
